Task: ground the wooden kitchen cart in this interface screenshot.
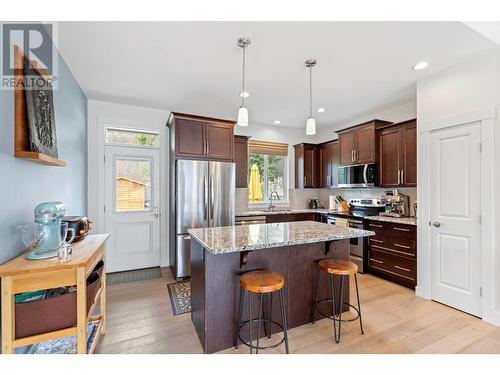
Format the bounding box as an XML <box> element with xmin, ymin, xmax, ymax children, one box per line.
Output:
<box><xmin>0</xmin><ymin>234</ymin><xmax>109</xmax><ymax>354</ymax></box>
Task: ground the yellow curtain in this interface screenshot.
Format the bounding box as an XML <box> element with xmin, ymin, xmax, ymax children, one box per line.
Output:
<box><xmin>248</xmin><ymin>164</ymin><xmax>263</xmax><ymax>201</ymax></box>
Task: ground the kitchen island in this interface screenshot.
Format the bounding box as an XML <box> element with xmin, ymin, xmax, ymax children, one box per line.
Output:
<box><xmin>188</xmin><ymin>221</ymin><xmax>374</xmax><ymax>353</ymax></box>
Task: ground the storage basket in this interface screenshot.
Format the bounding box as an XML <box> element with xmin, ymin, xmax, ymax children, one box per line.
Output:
<box><xmin>15</xmin><ymin>261</ymin><xmax>105</xmax><ymax>339</ymax></box>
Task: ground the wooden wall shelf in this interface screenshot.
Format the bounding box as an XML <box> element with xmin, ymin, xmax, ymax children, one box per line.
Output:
<box><xmin>14</xmin><ymin>45</ymin><xmax>66</xmax><ymax>167</ymax></box>
<box><xmin>14</xmin><ymin>151</ymin><xmax>67</xmax><ymax>166</ymax></box>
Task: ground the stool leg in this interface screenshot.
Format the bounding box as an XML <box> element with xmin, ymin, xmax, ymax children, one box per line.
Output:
<box><xmin>329</xmin><ymin>274</ymin><xmax>338</xmax><ymax>343</ymax></box>
<box><xmin>355</xmin><ymin>273</ymin><xmax>364</xmax><ymax>335</ymax></box>
<box><xmin>235</xmin><ymin>286</ymin><xmax>244</xmax><ymax>349</ymax></box>
<box><xmin>279</xmin><ymin>289</ymin><xmax>289</xmax><ymax>354</ymax></box>
<box><xmin>248</xmin><ymin>291</ymin><xmax>253</xmax><ymax>354</ymax></box>
<box><xmin>312</xmin><ymin>264</ymin><xmax>321</xmax><ymax>324</ymax></box>
<box><xmin>256</xmin><ymin>293</ymin><xmax>264</xmax><ymax>354</ymax></box>
<box><xmin>267</xmin><ymin>293</ymin><xmax>273</xmax><ymax>339</ymax></box>
<box><xmin>335</xmin><ymin>275</ymin><xmax>345</xmax><ymax>344</ymax></box>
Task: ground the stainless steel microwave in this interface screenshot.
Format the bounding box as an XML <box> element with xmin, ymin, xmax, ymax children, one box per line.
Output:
<box><xmin>338</xmin><ymin>163</ymin><xmax>376</xmax><ymax>188</ymax></box>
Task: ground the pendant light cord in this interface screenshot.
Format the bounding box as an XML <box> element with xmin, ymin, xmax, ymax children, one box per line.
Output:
<box><xmin>241</xmin><ymin>45</ymin><xmax>246</xmax><ymax>107</ymax></box>
<box><xmin>309</xmin><ymin>65</ymin><xmax>313</xmax><ymax>118</ymax></box>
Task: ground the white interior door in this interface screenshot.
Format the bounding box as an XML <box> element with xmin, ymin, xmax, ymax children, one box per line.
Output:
<box><xmin>430</xmin><ymin>121</ymin><xmax>482</xmax><ymax>316</ymax></box>
<box><xmin>104</xmin><ymin>145</ymin><xmax>160</xmax><ymax>272</ymax></box>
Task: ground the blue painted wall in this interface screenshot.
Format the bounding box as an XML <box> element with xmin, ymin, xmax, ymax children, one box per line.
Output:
<box><xmin>0</xmin><ymin>28</ymin><xmax>88</xmax><ymax>264</ymax></box>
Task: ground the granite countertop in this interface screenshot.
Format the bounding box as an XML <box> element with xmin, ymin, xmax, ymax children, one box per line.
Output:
<box><xmin>188</xmin><ymin>221</ymin><xmax>375</xmax><ymax>255</ymax></box>
<box><xmin>365</xmin><ymin>216</ymin><xmax>417</xmax><ymax>226</ymax></box>
<box><xmin>236</xmin><ymin>208</ymin><xmax>330</xmax><ymax>217</ymax></box>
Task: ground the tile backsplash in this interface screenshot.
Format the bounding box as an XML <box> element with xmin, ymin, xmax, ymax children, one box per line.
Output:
<box><xmin>236</xmin><ymin>187</ymin><xmax>417</xmax><ymax>216</ymax></box>
<box><xmin>317</xmin><ymin>188</ymin><xmax>417</xmax><ymax>216</ymax></box>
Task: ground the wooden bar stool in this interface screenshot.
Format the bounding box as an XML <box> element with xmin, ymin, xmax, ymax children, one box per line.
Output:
<box><xmin>312</xmin><ymin>259</ymin><xmax>364</xmax><ymax>343</ymax></box>
<box><xmin>235</xmin><ymin>270</ymin><xmax>289</xmax><ymax>354</ymax></box>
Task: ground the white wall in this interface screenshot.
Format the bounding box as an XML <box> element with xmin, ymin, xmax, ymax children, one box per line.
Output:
<box><xmin>87</xmin><ymin>100</ymin><xmax>171</xmax><ymax>266</ymax></box>
<box><xmin>416</xmin><ymin>49</ymin><xmax>500</xmax><ymax>326</ymax></box>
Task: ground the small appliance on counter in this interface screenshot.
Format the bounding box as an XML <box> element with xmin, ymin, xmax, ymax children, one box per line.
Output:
<box><xmin>62</xmin><ymin>216</ymin><xmax>92</xmax><ymax>242</ymax></box>
<box><xmin>308</xmin><ymin>197</ymin><xmax>319</xmax><ymax>209</ymax></box>
<box><xmin>21</xmin><ymin>202</ymin><xmax>75</xmax><ymax>260</ymax></box>
<box><xmin>381</xmin><ymin>190</ymin><xmax>410</xmax><ymax>217</ymax></box>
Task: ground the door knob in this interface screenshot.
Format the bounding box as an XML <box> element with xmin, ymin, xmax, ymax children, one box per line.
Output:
<box><xmin>432</xmin><ymin>221</ymin><xmax>441</xmax><ymax>227</ymax></box>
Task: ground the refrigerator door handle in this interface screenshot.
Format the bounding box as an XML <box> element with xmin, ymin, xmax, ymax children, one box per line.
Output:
<box><xmin>204</xmin><ymin>174</ymin><xmax>209</xmax><ymax>226</ymax></box>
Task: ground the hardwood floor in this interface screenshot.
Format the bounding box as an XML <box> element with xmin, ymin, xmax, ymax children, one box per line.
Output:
<box><xmin>95</xmin><ymin>269</ymin><xmax>500</xmax><ymax>354</ymax></box>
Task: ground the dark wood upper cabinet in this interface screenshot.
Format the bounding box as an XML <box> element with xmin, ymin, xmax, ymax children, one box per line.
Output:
<box><xmin>402</xmin><ymin>122</ymin><xmax>417</xmax><ymax>187</ymax></box>
<box><xmin>294</xmin><ymin>143</ymin><xmax>318</xmax><ymax>189</ymax></box>
<box><xmin>319</xmin><ymin>140</ymin><xmax>339</xmax><ymax>188</ymax></box>
<box><xmin>378</xmin><ymin>119</ymin><xmax>417</xmax><ymax>188</ymax></box>
<box><xmin>175</xmin><ymin>118</ymin><xmax>206</xmax><ymax>158</ymax></box>
<box><xmin>337</xmin><ymin>120</ymin><xmax>392</xmax><ymax>165</ymax></box>
<box><xmin>170</xmin><ymin>112</ymin><xmax>235</xmax><ymax>161</ymax></box>
<box><xmin>234</xmin><ymin>135</ymin><xmax>250</xmax><ymax>188</ymax></box>
<box><xmin>205</xmin><ymin>123</ymin><xmax>234</xmax><ymax>160</ymax></box>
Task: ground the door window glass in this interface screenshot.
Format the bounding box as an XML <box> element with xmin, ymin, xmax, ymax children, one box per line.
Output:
<box><xmin>115</xmin><ymin>158</ymin><xmax>152</xmax><ymax>212</ymax></box>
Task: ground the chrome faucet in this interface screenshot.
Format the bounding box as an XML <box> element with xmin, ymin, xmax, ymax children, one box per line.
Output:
<box><xmin>269</xmin><ymin>191</ymin><xmax>280</xmax><ymax>211</ymax></box>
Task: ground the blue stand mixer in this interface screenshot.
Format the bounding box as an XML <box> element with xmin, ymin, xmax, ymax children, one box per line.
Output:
<box><xmin>26</xmin><ymin>201</ymin><xmax>74</xmax><ymax>260</ymax></box>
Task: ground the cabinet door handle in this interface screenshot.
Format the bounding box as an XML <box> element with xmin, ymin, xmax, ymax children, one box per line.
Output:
<box><xmin>369</xmin><ymin>223</ymin><xmax>383</xmax><ymax>228</ymax></box>
<box><xmin>394</xmin><ymin>243</ymin><xmax>411</xmax><ymax>249</ymax></box>
<box><xmin>397</xmin><ymin>169</ymin><xmax>400</xmax><ymax>184</ymax></box>
<box><xmin>394</xmin><ymin>265</ymin><xmax>411</xmax><ymax>272</ymax></box>
<box><xmin>401</xmin><ymin>169</ymin><xmax>404</xmax><ymax>184</ymax></box>
<box><xmin>206</xmin><ymin>140</ymin><xmax>210</xmax><ymax>155</ymax></box>
<box><xmin>370</xmin><ymin>238</ymin><xmax>384</xmax><ymax>243</ymax></box>
<box><xmin>370</xmin><ymin>258</ymin><xmax>384</xmax><ymax>264</ymax></box>
<box><xmin>304</xmin><ymin>176</ymin><xmax>307</xmax><ymax>187</ymax></box>
<box><xmin>355</xmin><ymin>149</ymin><xmax>357</xmax><ymax>162</ymax></box>
<box><xmin>393</xmin><ymin>227</ymin><xmax>410</xmax><ymax>232</ymax></box>
<box><xmin>351</xmin><ymin>149</ymin><xmax>354</xmax><ymax>162</ymax></box>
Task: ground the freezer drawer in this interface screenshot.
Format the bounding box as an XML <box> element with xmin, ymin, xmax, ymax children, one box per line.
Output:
<box><xmin>176</xmin><ymin>234</ymin><xmax>192</xmax><ymax>278</ymax></box>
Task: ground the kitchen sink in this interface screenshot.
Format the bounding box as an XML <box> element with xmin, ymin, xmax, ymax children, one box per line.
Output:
<box><xmin>262</xmin><ymin>208</ymin><xmax>293</xmax><ymax>213</ymax></box>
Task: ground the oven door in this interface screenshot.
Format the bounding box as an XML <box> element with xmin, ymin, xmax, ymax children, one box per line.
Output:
<box><xmin>338</xmin><ymin>164</ymin><xmax>376</xmax><ymax>188</ymax></box>
<box><xmin>348</xmin><ymin>219</ymin><xmax>365</xmax><ymax>273</ymax></box>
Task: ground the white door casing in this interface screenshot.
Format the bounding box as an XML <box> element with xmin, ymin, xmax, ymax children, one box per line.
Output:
<box><xmin>104</xmin><ymin>145</ymin><xmax>160</xmax><ymax>272</ymax></box>
<box><xmin>430</xmin><ymin>121</ymin><xmax>482</xmax><ymax>317</ymax></box>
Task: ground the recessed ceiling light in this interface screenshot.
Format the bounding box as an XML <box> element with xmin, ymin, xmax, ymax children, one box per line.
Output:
<box><xmin>413</xmin><ymin>61</ymin><xmax>429</xmax><ymax>70</ymax></box>
<box><xmin>317</xmin><ymin>107</ymin><xmax>326</xmax><ymax>113</ymax></box>
<box><xmin>273</xmin><ymin>120</ymin><xmax>281</xmax><ymax>125</ymax></box>
<box><xmin>240</xmin><ymin>91</ymin><xmax>250</xmax><ymax>98</ymax></box>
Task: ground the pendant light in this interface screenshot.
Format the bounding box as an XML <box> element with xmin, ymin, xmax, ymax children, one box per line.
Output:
<box><xmin>237</xmin><ymin>37</ymin><xmax>251</xmax><ymax>126</ymax></box>
<box><xmin>305</xmin><ymin>59</ymin><xmax>317</xmax><ymax>135</ymax></box>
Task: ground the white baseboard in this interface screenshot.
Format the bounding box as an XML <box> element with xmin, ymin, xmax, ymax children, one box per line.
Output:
<box><xmin>415</xmin><ymin>285</ymin><xmax>430</xmax><ymax>300</ymax></box>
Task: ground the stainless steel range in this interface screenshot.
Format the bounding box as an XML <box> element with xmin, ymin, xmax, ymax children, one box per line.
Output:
<box><xmin>327</xmin><ymin>198</ymin><xmax>384</xmax><ymax>273</ymax></box>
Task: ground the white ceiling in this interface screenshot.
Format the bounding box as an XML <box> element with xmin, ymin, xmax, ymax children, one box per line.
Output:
<box><xmin>57</xmin><ymin>22</ymin><xmax>497</xmax><ymax>130</ymax></box>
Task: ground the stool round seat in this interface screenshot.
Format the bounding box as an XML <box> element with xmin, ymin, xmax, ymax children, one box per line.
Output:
<box><xmin>319</xmin><ymin>259</ymin><xmax>358</xmax><ymax>276</ymax></box>
<box><xmin>240</xmin><ymin>270</ymin><xmax>285</xmax><ymax>293</ymax></box>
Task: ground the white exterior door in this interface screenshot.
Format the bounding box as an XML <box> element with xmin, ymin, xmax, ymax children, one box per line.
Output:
<box><xmin>104</xmin><ymin>145</ymin><xmax>160</xmax><ymax>272</ymax></box>
<box><xmin>430</xmin><ymin>121</ymin><xmax>482</xmax><ymax>316</ymax></box>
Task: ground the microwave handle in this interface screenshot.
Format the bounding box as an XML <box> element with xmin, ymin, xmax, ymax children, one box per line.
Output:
<box><xmin>363</xmin><ymin>164</ymin><xmax>368</xmax><ymax>184</ymax></box>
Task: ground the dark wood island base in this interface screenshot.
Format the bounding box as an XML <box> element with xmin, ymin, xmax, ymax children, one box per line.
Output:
<box><xmin>190</xmin><ymin>239</ymin><xmax>350</xmax><ymax>354</ymax></box>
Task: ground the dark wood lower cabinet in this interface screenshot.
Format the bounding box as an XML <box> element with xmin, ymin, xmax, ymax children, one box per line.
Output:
<box><xmin>365</xmin><ymin>220</ymin><xmax>417</xmax><ymax>289</ymax></box>
<box><xmin>191</xmin><ymin>239</ymin><xmax>350</xmax><ymax>353</ymax></box>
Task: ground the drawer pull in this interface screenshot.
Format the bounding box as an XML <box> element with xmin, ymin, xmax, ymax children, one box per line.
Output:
<box><xmin>393</xmin><ymin>227</ymin><xmax>410</xmax><ymax>232</ymax></box>
<box><xmin>370</xmin><ymin>238</ymin><xmax>384</xmax><ymax>243</ymax></box>
<box><xmin>369</xmin><ymin>223</ymin><xmax>383</xmax><ymax>228</ymax></box>
<box><xmin>394</xmin><ymin>243</ymin><xmax>411</xmax><ymax>249</ymax></box>
<box><xmin>394</xmin><ymin>265</ymin><xmax>411</xmax><ymax>272</ymax></box>
<box><xmin>370</xmin><ymin>258</ymin><xmax>384</xmax><ymax>264</ymax></box>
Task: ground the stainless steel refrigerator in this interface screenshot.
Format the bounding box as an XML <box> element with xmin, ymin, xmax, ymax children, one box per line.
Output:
<box><xmin>171</xmin><ymin>159</ymin><xmax>235</xmax><ymax>279</ymax></box>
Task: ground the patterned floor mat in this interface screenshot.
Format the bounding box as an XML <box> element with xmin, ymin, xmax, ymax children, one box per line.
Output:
<box><xmin>167</xmin><ymin>280</ymin><xmax>191</xmax><ymax>315</ymax></box>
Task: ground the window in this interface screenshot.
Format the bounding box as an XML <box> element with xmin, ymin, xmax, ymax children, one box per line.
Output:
<box><xmin>247</xmin><ymin>140</ymin><xmax>288</xmax><ymax>203</ymax></box>
<box><xmin>106</xmin><ymin>127</ymin><xmax>159</xmax><ymax>147</ymax></box>
<box><xmin>115</xmin><ymin>157</ymin><xmax>152</xmax><ymax>212</ymax></box>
